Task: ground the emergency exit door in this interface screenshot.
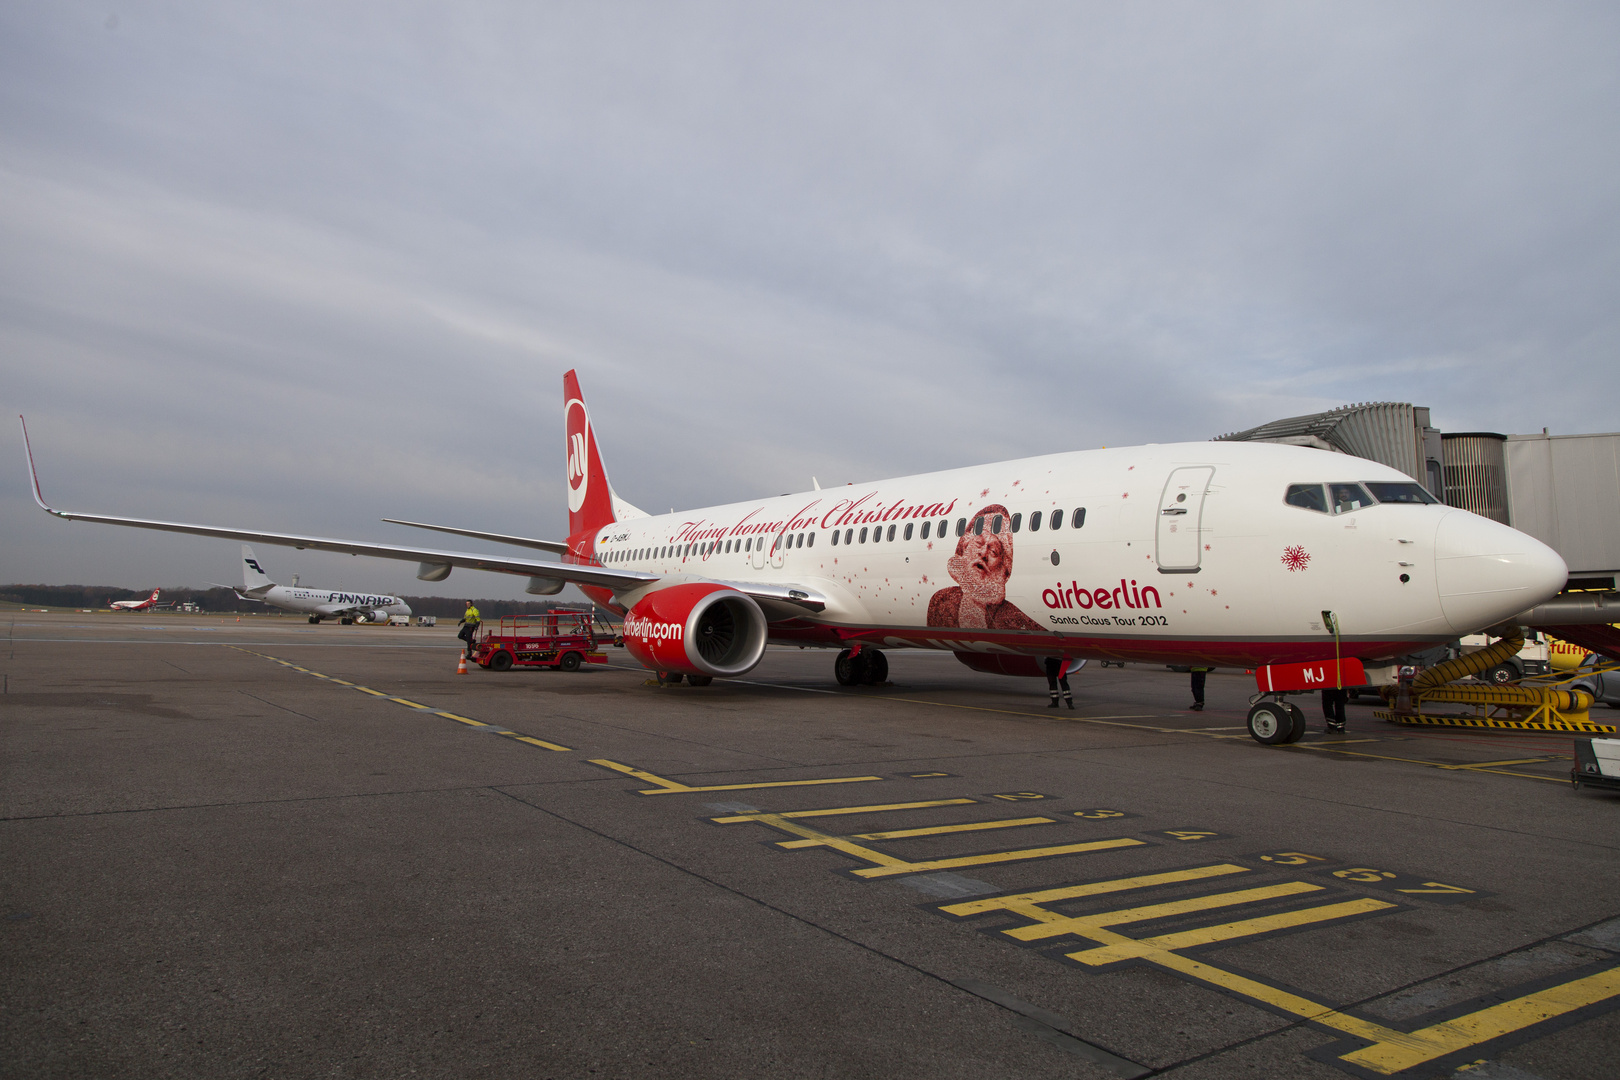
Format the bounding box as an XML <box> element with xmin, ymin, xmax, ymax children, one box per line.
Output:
<box><xmin>1156</xmin><ymin>466</ymin><xmax>1214</xmax><ymax>573</ymax></box>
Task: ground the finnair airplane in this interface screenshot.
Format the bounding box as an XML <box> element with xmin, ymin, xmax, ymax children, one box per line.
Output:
<box><xmin>19</xmin><ymin>374</ymin><xmax>1566</xmax><ymax>741</ymax></box>
<box><xmin>215</xmin><ymin>545</ymin><xmax>411</xmax><ymax>625</ymax></box>
<box><xmin>109</xmin><ymin>588</ymin><xmax>161</xmax><ymax>611</ymax></box>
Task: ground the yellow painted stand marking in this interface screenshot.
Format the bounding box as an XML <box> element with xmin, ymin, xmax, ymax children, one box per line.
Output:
<box><xmin>589</xmin><ymin>758</ymin><xmax>881</xmax><ymax>795</ymax></box>
<box><xmin>513</xmin><ymin>735</ymin><xmax>572</xmax><ymax>751</ymax></box>
<box><xmin>713</xmin><ymin>799</ymin><xmax>1145</xmax><ymax>879</ymax></box>
<box><xmin>1341</xmin><ymin>966</ymin><xmax>1620</xmax><ymax>1074</ymax></box>
<box><xmin>942</xmin><ymin>863</ymin><xmax>1620</xmax><ymax>1075</ymax></box>
<box><xmin>709</xmin><ymin>799</ymin><xmax>977</xmax><ymax>823</ymax></box>
<box><xmin>1434</xmin><ymin>757</ymin><xmax>1559</xmax><ymax>771</ymax></box>
<box><xmin>945</xmin><ymin>864</ymin><xmax>1253</xmax><ymax>917</ymax></box>
<box><xmin>851</xmin><ymin>838</ymin><xmax>1144</xmax><ymax>879</ymax></box>
<box><xmin>1290</xmin><ymin>741</ymin><xmax>1569</xmax><ymax>783</ymax></box>
<box><xmin>1002</xmin><ymin>881</ymin><xmax>1328</xmax><ymax>943</ymax></box>
<box><xmin>435</xmin><ymin>711</ymin><xmax>487</xmax><ymax>727</ymax></box>
<box><xmin>223</xmin><ymin>646</ymin><xmax>571</xmax><ymax>750</ymax></box>
<box><xmin>775</xmin><ymin>816</ymin><xmax>1055</xmax><ymax>847</ymax></box>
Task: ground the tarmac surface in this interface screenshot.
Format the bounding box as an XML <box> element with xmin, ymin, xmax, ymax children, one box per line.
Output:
<box><xmin>3</xmin><ymin>611</ymin><xmax>1619</xmax><ymax>1080</ymax></box>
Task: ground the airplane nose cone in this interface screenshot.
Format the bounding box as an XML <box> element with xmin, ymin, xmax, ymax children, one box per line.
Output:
<box><xmin>1433</xmin><ymin>510</ymin><xmax>1567</xmax><ymax>633</ymax></box>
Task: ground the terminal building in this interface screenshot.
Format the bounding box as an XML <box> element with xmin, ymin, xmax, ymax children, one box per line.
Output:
<box><xmin>1217</xmin><ymin>402</ymin><xmax>1620</xmax><ymax>597</ymax></box>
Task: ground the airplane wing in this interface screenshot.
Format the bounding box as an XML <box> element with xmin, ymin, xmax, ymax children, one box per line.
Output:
<box><xmin>21</xmin><ymin>417</ymin><xmax>826</xmax><ymax>613</ymax></box>
<box><xmin>380</xmin><ymin>518</ymin><xmax>569</xmax><ymax>555</ymax></box>
<box><xmin>207</xmin><ymin>584</ymin><xmax>266</xmax><ymax>603</ymax></box>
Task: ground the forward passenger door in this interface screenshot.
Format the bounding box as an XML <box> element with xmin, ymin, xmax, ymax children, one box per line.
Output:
<box><xmin>1156</xmin><ymin>466</ymin><xmax>1214</xmax><ymax>573</ymax></box>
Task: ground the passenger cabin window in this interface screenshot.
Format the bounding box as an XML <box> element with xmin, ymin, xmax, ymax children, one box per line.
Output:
<box><xmin>904</xmin><ymin>522</ymin><xmax>914</xmax><ymax>541</ymax></box>
<box><xmin>1285</xmin><ymin>484</ymin><xmax>1328</xmax><ymax>513</ymax></box>
<box><xmin>920</xmin><ymin>521</ymin><xmax>931</xmax><ymax>539</ymax></box>
<box><xmin>807</xmin><ymin>532</ymin><xmax>815</xmax><ymax>547</ymax></box>
<box><xmin>829</xmin><ymin>530</ymin><xmax>838</xmax><ymax>546</ymax></box>
<box><xmin>1010</xmin><ymin>512</ymin><xmax>1022</xmax><ymax>532</ymax></box>
<box><xmin>859</xmin><ymin>527</ymin><xmax>868</xmax><ymax>543</ymax></box>
<box><xmin>1050</xmin><ymin>509</ymin><xmax>1063</xmax><ymax>530</ymax></box>
<box><xmin>886</xmin><ymin>524</ymin><xmax>895</xmax><ymax>542</ymax></box>
<box><xmin>955</xmin><ymin>518</ymin><xmax>967</xmax><ymax>537</ymax></box>
<box><xmin>844</xmin><ymin>528</ymin><xmax>853</xmax><ymax>544</ymax></box>
<box><xmin>1072</xmin><ymin>508</ymin><xmax>1086</xmax><ymax>529</ymax></box>
<box><xmin>1330</xmin><ymin>483</ymin><xmax>1374</xmax><ymax>515</ymax></box>
<box><xmin>1028</xmin><ymin>511</ymin><xmax>1041</xmax><ymax>532</ymax></box>
<box><xmin>1365</xmin><ymin>482</ymin><xmax>1439</xmax><ymax>505</ymax></box>
<box><xmin>991</xmin><ymin>515</ymin><xmax>1003</xmax><ymax>534</ymax></box>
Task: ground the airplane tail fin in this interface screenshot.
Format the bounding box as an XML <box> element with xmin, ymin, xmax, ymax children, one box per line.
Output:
<box><xmin>147</xmin><ymin>588</ymin><xmax>159</xmax><ymax>604</ymax></box>
<box><xmin>563</xmin><ymin>370</ymin><xmax>646</xmax><ymax>539</ymax></box>
<box><xmin>241</xmin><ymin>545</ymin><xmax>275</xmax><ymax>591</ymax></box>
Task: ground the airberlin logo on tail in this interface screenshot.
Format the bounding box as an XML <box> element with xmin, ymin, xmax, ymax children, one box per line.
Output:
<box><xmin>1043</xmin><ymin>579</ymin><xmax>1163</xmax><ymax>611</ymax></box>
<box><xmin>624</xmin><ymin>612</ymin><xmax>683</xmax><ymax>643</ymax></box>
<box><xmin>565</xmin><ymin>398</ymin><xmax>590</xmax><ymax>513</ymax></box>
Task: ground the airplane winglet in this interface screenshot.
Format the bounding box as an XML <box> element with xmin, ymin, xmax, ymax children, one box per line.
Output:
<box><xmin>18</xmin><ymin>415</ymin><xmax>65</xmax><ymax>517</ymax></box>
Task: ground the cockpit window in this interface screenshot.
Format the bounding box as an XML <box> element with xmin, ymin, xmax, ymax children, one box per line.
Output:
<box><xmin>1329</xmin><ymin>483</ymin><xmax>1374</xmax><ymax>514</ymax></box>
<box><xmin>1364</xmin><ymin>482</ymin><xmax>1439</xmax><ymax>505</ymax></box>
<box><xmin>1285</xmin><ymin>484</ymin><xmax>1328</xmax><ymax>513</ymax></box>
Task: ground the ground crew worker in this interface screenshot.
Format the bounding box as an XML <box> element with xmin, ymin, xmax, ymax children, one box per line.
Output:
<box><xmin>1189</xmin><ymin>666</ymin><xmax>1213</xmax><ymax>711</ymax></box>
<box><xmin>457</xmin><ymin>601</ymin><xmax>481</xmax><ymax>659</ymax></box>
<box><xmin>1321</xmin><ymin>686</ymin><xmax>1348</xmax><ymax>732</ymax></box>
<box><xmin>1044</xmin><ymin>657</ymin><xmax>1074</xmax><ymax>709</ymax></box>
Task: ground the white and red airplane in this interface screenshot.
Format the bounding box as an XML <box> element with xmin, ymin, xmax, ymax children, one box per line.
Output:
<box><xmin>20</xmin><ymin>372</ymin><xmax>1567</xmax><ymax>741</ymax></box>
<box><xmin>109</xmin><ymin>588</ymin><xmax>161</xmax><ymax>611</ymax></box>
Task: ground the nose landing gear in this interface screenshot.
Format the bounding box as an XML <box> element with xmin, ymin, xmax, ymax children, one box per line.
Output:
<box><xmin>1247</xmin><ymin>695</ymin><xmax>1307</xmax><ymax>744</ymax></box>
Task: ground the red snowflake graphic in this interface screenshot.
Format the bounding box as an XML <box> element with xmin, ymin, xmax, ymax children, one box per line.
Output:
<box><xmin>980</xmin><ymin>487</ymin><xmax>990</xmax><ymax>497</ymax></box>
<box><xmin>1282</xmin><ymin>545</ymin><xmax>1312</xmax><ymax>572</ymax></box>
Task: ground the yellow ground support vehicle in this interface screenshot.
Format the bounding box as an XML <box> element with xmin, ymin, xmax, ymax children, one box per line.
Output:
<box><xmin>1377</xmin><ymin>628</ymin><xmax>1615</xmax><ymax>734</ymax></box>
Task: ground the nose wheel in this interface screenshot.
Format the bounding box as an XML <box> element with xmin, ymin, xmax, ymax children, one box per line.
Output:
<box><xmin>1247</xmin><ymin>697</ymin><xmax>1307</xmax><ymax>744</ymax></box>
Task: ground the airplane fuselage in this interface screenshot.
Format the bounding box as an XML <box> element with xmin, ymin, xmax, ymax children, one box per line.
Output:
<box><xmin>256</xmin><ymin>586</ymin><xmax>410</xmax><ymax>621</ymax></box>
<box><xmin>577</xmin><ymin>441</ymin><xmax>1563</xmax><ymax>667</ymax></box>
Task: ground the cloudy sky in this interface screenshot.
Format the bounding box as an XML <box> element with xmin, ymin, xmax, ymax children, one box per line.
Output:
<box><xmin>3</xmin><ymin>2</ymin><xmax>1616</xmax><ymax>598</ymax></box>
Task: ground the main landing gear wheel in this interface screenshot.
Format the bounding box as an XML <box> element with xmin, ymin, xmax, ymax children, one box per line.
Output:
<box><xmin>489</xmin><ymin>650</ymin><xmax>513</xmax><ymax>672</ymax></box>
<box><xmin>308</xmin><ymin>616</ymin><xmax>319</xmax><ymax>624</ymax></box>
<box><xmin>559</xmin><ymin>651</ymin><xmax>582</xmax><ymax>673</ymax></box>
<box><xmin>1247</xmin><ymin>701</ymin><xmax>1300</xmax><ymax>745</ymax></box>
<box><xmin>862</xmin><ymin>649</ymin><xmax>888</xmax><ymax>685</ymax></box>
<box><xmin>834</xmin><ymin>649</ymin><xmax>865</xmax><ymax>687</ymax></box>
<box><xmin>1283</xmin><ymin>702</ymin><xmax>1307</xmax><ymax>743</ymax></box>
<box><xmin>685</xmin><ymin>675</ymin><xmax>713</xmax><ymax>686</ymax></box>
<box><xmin>656</xmin><ymin>671</ymin><xmax>684</xmax><ymax>686</ymax></box>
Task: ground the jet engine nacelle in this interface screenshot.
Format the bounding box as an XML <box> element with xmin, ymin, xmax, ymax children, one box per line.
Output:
<box><xmin>351</xmin><ymin>609</ymin><xmax>390</xmax><ymax>624</ymax></box>
<box><xmin>622</xmin><ymin>583</ymin><xmax>768</xmax><ymax>678</ymax></box>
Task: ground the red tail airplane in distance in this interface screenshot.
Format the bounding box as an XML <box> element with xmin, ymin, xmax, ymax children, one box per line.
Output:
<box><xmin>108</xmin><ymin>588</ymin><xmax>161</xmax><ymax>611</ymax></box>
<box><xmin>20</xmin><ymin>374</ymin><xmax>1566</xmax><ymax>742</ymax></box>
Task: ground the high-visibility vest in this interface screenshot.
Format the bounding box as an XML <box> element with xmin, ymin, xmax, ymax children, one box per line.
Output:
<box><xmin>464</xmin><ymin>606</ymin><xmax>481</xmax><ymax>624</ymax></box>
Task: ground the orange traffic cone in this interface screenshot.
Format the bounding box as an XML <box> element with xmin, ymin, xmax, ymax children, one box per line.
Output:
<box><xmin>456</xmin><ymin>655</ymin><xmax>468</xmax><ymax>675</ymax></box>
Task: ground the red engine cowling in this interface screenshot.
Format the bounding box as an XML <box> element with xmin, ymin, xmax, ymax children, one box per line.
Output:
<box><xmin>622</xmin><ymin>583</ymin><xmax>769</xmax><ymax>678</ymax></box>
<box><xmin>953</xmin><ymin>652</ymin><xmax>1085</xmax><ymax>678</ymax></box>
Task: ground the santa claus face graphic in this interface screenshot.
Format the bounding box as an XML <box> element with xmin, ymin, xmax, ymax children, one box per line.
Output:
<box><xmin>949</xmin><ymin>519</ymin><xmax>1013</xmax><ymax>608</ymax></box>
<box><xmin>928</xmin><ymin>504</ymin><xmax>1038</xmax><ymax>631</ymax></box>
